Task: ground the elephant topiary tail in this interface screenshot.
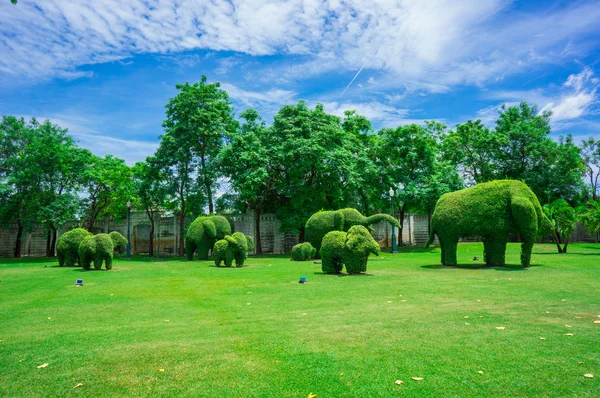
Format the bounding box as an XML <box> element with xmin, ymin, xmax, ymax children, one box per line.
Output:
<box><xmin>425</xmin><ymin>229</ymin><xmax>436</xmax><ymax>248</ymax></box>
<box><xmin>365</xmin><ymin>214</ymin><xmax>400</xmax><ymax>228</ymax></box>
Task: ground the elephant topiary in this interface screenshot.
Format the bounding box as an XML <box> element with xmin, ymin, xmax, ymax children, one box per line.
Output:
<box><xmin>213</xmin><ymin>232</ymin><xmax>254</xmax><ymax>267</ymax></box>
<box><xmin>426</xmin><ymin>180</ymin><xmax>553</xmax><ymax>267</ymax></box>
<box><xmin>320</xmin><ymin>225</ymin><xmax>380</xmax><ymax>274</ymax></box>
<box><xmin>79</xmin><ymin>232</ymin><xmax>128</xmax><ymax>270</ymax></box>
<box><xmin>305</xmin><ymin>208</ymin><xmax>400</xmax><ymax>256</ymax></box>
<box><xmin>56</xmin><ymin>228</ymin><xmax>93</xmax><ymax>266</ymax></box>
<box><xmin>291</xmin><ymin>242</ymin><xmax>316</xmax><ymax>261</ymax></box>
<box><xmin>186</xmin><ymin>215</ymin><xmax>232</xmax><ymax>260</ymax></box>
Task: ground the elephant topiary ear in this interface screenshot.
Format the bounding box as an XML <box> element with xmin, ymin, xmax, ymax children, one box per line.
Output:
<box><xmin>203</xmin><ymin>221</ymin><xmax>217</xmax><ymax>239</ymax></box>
<box><xmin>333</xmin><ymin>211</ymin><xmax>345</xmax><ymax>231</ymax></box>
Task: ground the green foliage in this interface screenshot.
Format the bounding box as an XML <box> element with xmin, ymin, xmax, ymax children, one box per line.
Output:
<box><xmin>213</xmin><ymin>232</ymin><xmax>252</xmax><ymax>267</ymax></box>
<box><xmin>79</xmin><ymin>233</ymin><xmax>120</xmax><ymax>270</ymax></box>
<box><xmin>578</xmin><ymin>201</ymin><xmax>600</xmax><ymax>239</ymax></box>
<box><xmin>305</xmin><ymin>208</ymin><xmax>399</xmax><ymax>255</ymax></box>
<box><xmin>291</xmin><ymin>242</ymin><xmax>316</xmax><ymax>261</ymax></box>
<box><xmin>109</xmin><ymin>231</ymin><xmax>128</xmax><ymax>248</ymax></box>
<box><xmin>185</xmin><ymin>215</ymin><xmax>232</xmax><ymax>260</ymax></box>
<box><xmin>544</xmin><ymin>199</ymin><xmax>577</xmax><ymax>253</ymax></box>
<box><xmin>428</xmin><ymin>180</ymin><xmax>551</xmax><ymax>267</ymax></box>
<box><xmin>320</xmin><ymin>225</ymin><xmax>380</xmax><ymax>274</ymax></box>
<box><xmin>56</xmin><ymin>228</ymin><xmax>93</xmax><ymax>267</ymax></box>
<box><xmin>581</xmin><ymin>138</ymin><xmax>600</xmax><ymax>201</ymax></box>
<box><xmin>162</xmin><ymin>76</ymin><xmax>238</xmax><ymax>214</ymax></box>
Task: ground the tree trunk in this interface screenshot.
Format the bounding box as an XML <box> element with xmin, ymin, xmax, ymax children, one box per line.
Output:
<box><xmin>51</xmin><ymin>227</ymin><xmax>57</xmax><ymax>256</ymax></box>
<box><xmin>562</xmin><ymin>239</ymin><xmax>570</xmax><ymax>254</ymax></box>
<box><xmin>147</xmin><ymin>209</ymin><xmax>155</xmax><ymax>257</ymax></box>
<box><xmin>14</xmin><ymin>220</ymin><xmax>23</xmax><ymax>258</ymax></box>
<box><xmin>179</xmin><ymin>211</ymin><xmax>186</xmax><ymax>257</ymax></box>
<box><xmin>207</xmin><ymin>184</ymin><xmax>214</xmax><ymax>214</ymax></box>
<box><xmin>397</xmin><ymin>205</ymin><xmax>405</xmax><ymax>246</ymax></box>
<box><xmin>46</xmin><ymin>229</ymin><xmax>52</xmax><ymax>257</ymax></box>
<box><xmin>255</xmin><ymin>208</ymin><xmax>263</xmax><ymax>255</ymax></box>
<box><xmin>552</xmin><ymin>231</ymin><xmax>563</xmax><ymax>253</ymax></box>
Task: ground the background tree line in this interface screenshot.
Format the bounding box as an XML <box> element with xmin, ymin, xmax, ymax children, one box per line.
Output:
<box><xmin>2</xmin><ymin>77</ymin><xmax>600</xmax><ymax>257</ymax></box>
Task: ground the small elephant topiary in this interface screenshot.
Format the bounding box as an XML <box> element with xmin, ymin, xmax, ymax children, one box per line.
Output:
<box><xmin>426</xmin><ymin>180</ymin><xmax>553</xmax><ymax>267</ymax></box>
<box><xmin>291</xmin><ymin>242</ymin><xmax>316</xmax><ymax>261</ymax></box>
<box><xmin>186</xmin><ymin>215</ymin><xmax>232</xmax><ymax>260</ymax></box>
<box><xmin>320</xmin><ymin>225</ymin><xmax>380</xmax><ymax>275</ymax></box>
<box><xmin>214</xmin><ymin>232</ymin><xmax>254</xmax><ymax>267</ymax></box>
<box><xmin>79</xmin><ymin>231</ymin><xmax>128</xmax><ymax>270</ymax></box>
<box><xmin>305</xmin><ymin>208</ymin><xmax>399</xmax><ymax>256</ymax></box>
<box><xmin>56</xmin><ymin>228</ymin><xmax>93</xmax><ymax>266</ymax></box>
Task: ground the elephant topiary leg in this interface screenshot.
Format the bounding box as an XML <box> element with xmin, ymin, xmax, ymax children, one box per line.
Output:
<box><xmin>440</xmin><ymin>236</ymin><xmax>458</xmax><ymax>266</ymax></box>
<box><xmin>186</xmin><ymin>239</ymin><xmax>196</xmax><ymax>260</ymax></box>
<box><xmin>104</xmin><ymin>255</ymin><xmax>113</xmax><ymax>270</ymax></box>
<box><xmin>58</xmin><ymin>252</ymin><xmax>65</xmax><ymax>267</ymax></box>
<box><xmin>483</xmin><ymin>238</ymin><xmax>507</xmax><ymax>266</ymax></box>
<box><xmin>322</xmin><ymin>256</ymin><xmax>343</xmax><ymax>274</ymax></box>
<box><xmin>225</xmin><ymin>251</ymin><xmax>235</xmax><ymax>267</ymax></box>
<box><xmin>511</xmin><ymin>197</ymin><xmax>538</xmax><ymax>268</ymax></box>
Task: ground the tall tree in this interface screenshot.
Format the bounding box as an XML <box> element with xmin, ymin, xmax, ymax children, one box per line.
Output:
<box><xmin>581</xmin><ymin>138</ymin><xmax>600</xmax><ymax>202</ymax></box>
<box><xmin>219</xmin><ymin>109</ymin><xmax>276</xmax><ymax>254</ymax></box>
<box><xmin>544</xmin><ymin>199</ymin><xmax>578</xmax><ymax>253</ymax></box>
<box><xmin>267</xmin><ymin>101</ymin><xmax>366</xmax><ymax>240</ymax></box>
<box><xmin>162</xmin><ymin>76</ymin><xmax>237</xmax><ymax>214</ymax></box>
<box><xmin>133</xmin><ymin>157</ymin><xmax>168</xmax><ymax>257</ymax></box>
<box><xmin>80</xmin><ymin>154</ymin><xmax>133</xmax><ymax>231</ymax></box>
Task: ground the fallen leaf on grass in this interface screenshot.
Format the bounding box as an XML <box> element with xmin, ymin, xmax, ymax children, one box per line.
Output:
<box><xmin>478</xmin><ymin>371</ymin><xmax>484</xmax><ymax>374</ymax></box>
<box><xmin>545</xmin><ymin>311</ymin><xmax>550</xmax><ymax>314</ymax></box>
<box><xmin>308</xmin><ymin>393</ymin><xmax>317</xmax><ymax>398</ymax></box>
<box><xmin>579</xmin><ymin>362</ymin><xmax>584</xmax><ymax>365</ymax></box>
<box><xmin>37</xmin><ymin>363</ymin><xmax>48</xmax><ymax>369</ymax></box>
<box><xmin>302</xmin><ymin>313</ymin><xmax>307</xmax><ymax>316</ymax></box>
<box><xmin>158</xmin><ymin>369</ymin><xmax>165</xmax><ymax>372</ymax></box>
<box><xmin>387</xmin><ymin>301</ymin><xmax>392</xmax><ymax>303</ymax></box>
<box><xmin>564</xmin><ymin>333</ymin><xmax>574</xmax><ymax>336</ymax></box>
<box><xmin>575</xmin><ymin>316</ymin><xmax>582</xmax><ymax>319</ymax></box>
<box><xmin>164</xmin><ymin>320</ymin><xmax>170</xmax><ymax>322</ymax></box>
<box><xmin>73</xmin><ymin>383</ymin><xmax>83</xmax><ymax>389</ymax></box>
<box><xmin>479</xmin><ymin>316</ymin><xmax>484</xmax><ymax>318</ymax></box>
<box><xmin>340</xmin><ymin>373</ymin><xmax>343</xmax><ymax>376</ymax></box>
<box><xmin>401</xmin><ymin>300</ymin><xmax>406</xmax><ymax>302</ymax></box>
<box><xmin>584</xmin><ymin>374</ymin><xmax>593</xmax><ymax>378</ymax></box>
<box><xmin>561</xmin><ymin>299</ymin><xmax>566</xmax><ymax>302</ymax></box>
<box><xmin>19</xmin><ymin>359</ymin><xmax>23</xmax><ymax>362</ymax></box>
<box><xmin>464</xmin><ymin>316</ymin><xmax>469</xmax><ymax>319</ymax></box>
<box><xmin>395</xmin><ymin>380</ymin><xmax>403</xmax><ymax>385</ymax></box>
<box><xmin>593</xmin><ymin>320</ymin><xmax>600</xmax><ymax>324</ymax></box>
<box><xmin>565</xmin><ymin>325</ymin><xmax>572</xmax><ymax>328</ymax></box>
<box><xmin>47</xmin><ymin>317</ymin><xmax>52</xmax><ymax>320</ymax></box>
<box><xmin>465</xmin><ymin>323</ymin><xmax>470</xmax><ymax>326</ymax></box>
<box><xmin>496</xmin><ymin>327</ymin><xmax>506</xmax><ymax>330</ymax></box>
<box><xmin>247</xmin><ymin>303</ymin><xmax>251</xmax><ymax>305</ymax></box>
<box><xmin>0</xmin><ymin>340</ymin><xmax>3</xmax><ymax>342</ymax></box>
<box><xmin>412</xmin><ymin>377</ymin><xmax>423</xmax><ymax>381</ymax></box>
<box><xmin>540</xmin><ymin>337</ymin><xmax>546</xmax><ymax>340</ymax></box>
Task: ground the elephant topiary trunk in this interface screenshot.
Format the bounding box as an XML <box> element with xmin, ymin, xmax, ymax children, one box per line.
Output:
<box><xmin>186</xmin><ymin>215</ymin><xmax>232</xmax><ymax>260</ymax></box>
<box><xmin>426</xmin><ymin>180</ymin><xmax>553</xmax><ymax>267</ymax></box>
<box><xmin>320</xmin><ymin>225</ymin><xmax>380</xmax><ymax>274</ymax></box>
<box><xmin>305</xmin><ymin>208</ymin><xmax>400</xmax><ymax>256</ymax></box>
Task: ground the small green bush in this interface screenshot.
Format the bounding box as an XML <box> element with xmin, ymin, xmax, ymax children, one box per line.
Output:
<box><xmin>186</xmin><ymin>215</ymin><xmax>232</xmax><ymax>260</ymax></box>
<box><xmin>291</xmin><ymin>242</ymin><xmax>316</xmax><ymax>261</ymax></box>
<box><xmin>320</xmin><ymin>225</ymin><xmax>380</xmax><ymax>275</ymax></box>
<box><xmin>427</xmin><ymin>180</ymin><xmax>552</xmax><ymax>267</ymax></box>
<box><xmin>214</xmin><ymin>232</ymin><xmax>253</xmax><ymax>267</ymax></box>
<box><xmin>109</xmin><ymin>231</ymin><xmax>128</xmax><ymax>248</ymax></box>
<box><xmin>56</xmin><ymin>228</ymin><xmax>93</xmax><ymax>267</ymax></box>
<box><xmin>305</xmin><ymin>208</ymin><xmax>399</xmax><ymax>255</ymax></box>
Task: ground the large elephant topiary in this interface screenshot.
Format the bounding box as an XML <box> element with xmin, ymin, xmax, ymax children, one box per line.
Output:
<box><xmin>213</xmin><ymin>232</ymin><xmax>254</xmax><ymax>267</ymax></box>
<box><xmin>426</xmin><ymin>180</ymin><xmax>553</xmax><ymax>267</ymax></box>
<box><xmin>305</xmin><ymin>208</ymin><xmax>400</xmax><ymax>256</ymax></box>
<box><xmin>320</xmin><ymin>225</ymin><xmax>380</xmax><ymax>274</ymax></box>
<box><xmin>186</xmin><ymin>215</ymin><xmax>232</xmax><ymax>260</ymax></box>
<box><xmin>79</xmin><ymin>232</ymin><xmax>128</xmax><ymax>270</ymax></box>
<box><xmin>56</xmin><ymin>228</ymin><xmax>93</xmax><ymax>266</ymax></box>
<box><xmin>291</xmin><ymin>242</ymin><xmax>316</xmax><ymax>261</ymax></box>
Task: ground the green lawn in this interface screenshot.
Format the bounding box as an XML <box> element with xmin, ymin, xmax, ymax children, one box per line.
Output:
<box><xmin>1</xmin><ymin>243</ymin><xmax>599</xmax><ymax>397</ymax></box>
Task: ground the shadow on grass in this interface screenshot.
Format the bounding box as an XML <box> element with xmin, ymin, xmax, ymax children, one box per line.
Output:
<box><xmin>420</xmin><ymin>263</ymin><xmax>541</xmax><ymax>271</ymax></box>
<box><xmin>533</xmin><ymin>252</ymin><xmax>600</xmax><ymax>256</ymax></box>
<box><xmin>312</xmin><ymin>271</ymin><xmax>375</xmax><ymax>277</ymax></box>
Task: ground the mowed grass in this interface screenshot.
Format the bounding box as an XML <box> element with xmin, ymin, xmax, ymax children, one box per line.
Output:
<box><xmin>1</xmin><ymin>243</ymin><xmax>599</xmax><ymax>397</ymax></box>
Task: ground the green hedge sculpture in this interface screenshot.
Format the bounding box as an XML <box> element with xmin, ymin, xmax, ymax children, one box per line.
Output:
<box><xmin>426</xmin><ymin>180</ymin><xmax>553</xmax><ymax>267</ymax></box>
<box><xmin>56</xmin><ymin>228</ymin><xmax>93</xmax><ymax>266</ymax></box>
<box><xmin>186</xmin><ymin>215</ymin><xmax>232</xmax><ymax>260</ymax></box>
<box><xmin>291</xmin><ymin>242</ymin><xmax>316</xmax><ymax>261</ymax></box>
<box><xmin>320</xmin><ymin>225</ymin><xmax>380</xmax><ymax>274</ymax></box>
<box><xmin>214</xmin><ymin>232</ymin><xmax>254</xmax><ymax>267</ymax></box>
<box><xmin>79</xmin><ymin>232</ymin><xmax>128</xmax><ymax>270</ymax></box>
<box><xmin>305</xmin><ymin>208</ymin><xmax>400</xmax><ymax>256</ymax></box>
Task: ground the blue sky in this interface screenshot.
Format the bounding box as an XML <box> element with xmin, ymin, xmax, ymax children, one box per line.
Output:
<box><xmin>1</xmin><ymin>0</ymin><xmax>599</xmax><ymax>165</ymax></box>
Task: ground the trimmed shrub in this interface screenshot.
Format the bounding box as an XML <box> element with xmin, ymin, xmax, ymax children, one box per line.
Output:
<box><xmin>214</xmin><ymin>232</ymin><xmax>253</xmax><ymax>267</ymax></box>
<box><xmin>320</xmin><ymin>225</ymin><xmax>380</xmax><ymax>275</ymax></box>
<box><xmin>291</xmin><ymin>242</ymin><xmax>316</xmax><ymax>261</ymax></box>
<box><xmin>185</xmin><ymin>215</ymin><xmax>232</xmax><ymax>260</ymax></box>
<box><xmin>305</xmin><ymin>208</ymin><xmax>400</xmax><ymax>256</ymax></box>
<box><xmin>79</xmin><ymin>233</ymin><xmax>127</xmax><ymax>270</ymax></box>
<box><xmin>109</xmin><ymin>231</ymin><xmax>128</xmax><ymax>248</ymax></box>
<box><xmin>427</xmin><ymin>180</ymin><xmax>553</xmax><ymax>267</ymax></box>
<box><xmin>56</xmin><ymin>228</ymin><xmax>93</xmax><ymax>267</ymax></box>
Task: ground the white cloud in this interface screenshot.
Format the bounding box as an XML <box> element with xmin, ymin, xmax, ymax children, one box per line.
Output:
<box><xmin>541</xmin><ymin>68</ymin><xmax>598</xmax><ymax>122</ymax></box>
<box><xmin>221</xmin><ymin>83</ymin><xmax>296</xmax><ymax>108</ymax></box>
<box><xmin>2</xmin><ymin>0</ymin><xmax>599</xmax><ymax>93</ymax></box>
<box><xmin>322</xmin><ymin>101</ymin><xmax>428</xmax><ymax>127</ymax></box>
